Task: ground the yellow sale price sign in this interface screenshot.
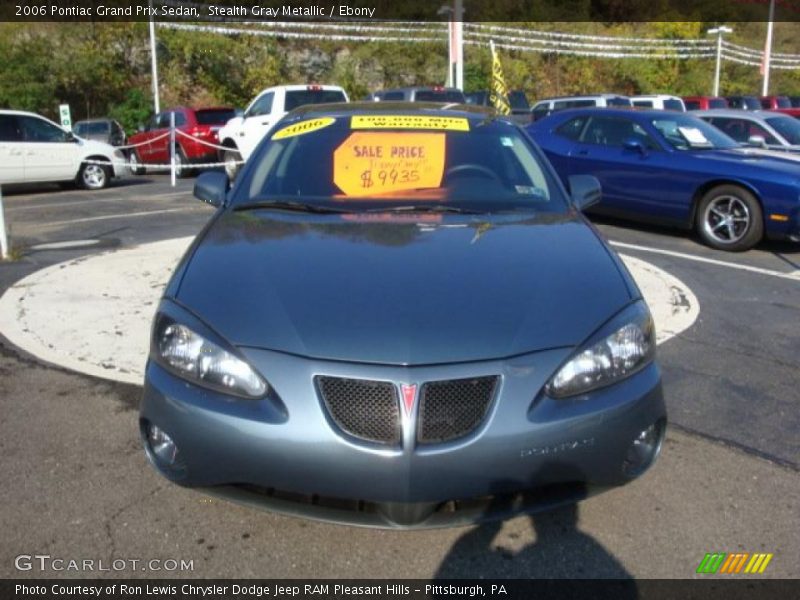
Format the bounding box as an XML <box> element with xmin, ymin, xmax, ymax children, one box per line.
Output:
<box><xmin>333</xmin><ymin>132</ymin><xmax>446</xmax><ymax>197</ymax></box>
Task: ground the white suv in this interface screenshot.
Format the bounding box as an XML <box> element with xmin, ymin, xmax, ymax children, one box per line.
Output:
<box><xmin>218</xmin><ymin>84</ymin><xmax>348</xmax><ymax>179</ymax></box>
<box><xmin>631</xmin><ymin>95</ymin><xmax>686</xmax><ymax>112</ymax></box>
<box><xmin>0</xmin><ymin>110</ymin><xmax>128</xmax><ymax>189</ymax></box>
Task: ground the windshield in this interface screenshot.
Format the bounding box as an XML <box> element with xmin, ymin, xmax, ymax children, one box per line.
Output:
<box><xmin>607</xmin><ymin>97</ymin><xmax>632</xmax><ymax>107</ymax></box>
<box><xmin>414</xmin><ymin>90</ymin><xmax>466</xmax><ymax>103</ymax></box>
<box><xmin>743</xmin><ymin>97</ymin><xmax>762</xmax><ymax>111</ymax></box>
<box><xmin>765</xmin><ymin>116</ymin><xmax>800</xmax><ymax>145</ymax></box>
<box><xmin>196</xmin><ymin>109</ymin><xmax>236</xmax><ymax>125</ymax></box>
<box><xmin>776</xmin><ymin>97</ymin><xmax>792</xmax><ymax>109</ymax></box>
<box><xmin>709</xmin><ymin>98</ymin><xmax>727</xmax><ymax>109</ymax></box>
<box><xmin>508</xmin><ymin>91</ymin><xmax>530</xmax><ymax>111</ymax></box>
<box><xmin>285</xmin><ymin>90</ymin><xmax>347</xmax><ymax>112</ymax></box>
<box><xmin>663</xmin><ymin>99</ymin><xmax>684</xmax><ymax>111</ymax></box>
<box><xmin>233</xmin><ymin>115</ymin><xmax>566</xmax><ymax>213</ymax></box>
<box><xmin>651</xmin><ymin>114</ymin><xmax>739</xmax><ymax>150</ymax></box>
<box><xmin>74</xmin><ymin>122</ymin><xmax>109</xmax><ymax>136</ymax></box>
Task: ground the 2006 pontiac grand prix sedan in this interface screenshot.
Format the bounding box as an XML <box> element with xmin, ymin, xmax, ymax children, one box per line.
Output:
<box><xmin>139</xmin><ymin>103</ymin><xmax>666</xmax><ymax>528</ymax></box>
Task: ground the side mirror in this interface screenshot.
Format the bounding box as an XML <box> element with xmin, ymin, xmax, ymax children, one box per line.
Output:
<box><xmin>623</xmin><ymin>138</ymin><xmax>646</xmax><ymax>154</ymax></box>
<box><xmin>568</xmin><ymin>175</ymin><xmax>602</xmax><ymax>211</ymax></box>
<box><xmin>747</xmin><ymin>135</ymin><xmax>767</xmax><ymax>148</ymax></box>
<box><xmin>194</xmin><ymin>171</ymin><xmax>229</xmax><ymax>207</ymax></box>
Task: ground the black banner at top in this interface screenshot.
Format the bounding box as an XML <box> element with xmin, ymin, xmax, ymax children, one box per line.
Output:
<box><xmin>0</xmin><ymin>0</ymin><xmax>798</xmax><ymax>22</ymax></box>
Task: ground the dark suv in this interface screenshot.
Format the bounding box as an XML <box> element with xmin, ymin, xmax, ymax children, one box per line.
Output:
<box><xmin>464</xmin><ymin>90</ymin><xmax>531</xmax><ymax>125</ymax></box>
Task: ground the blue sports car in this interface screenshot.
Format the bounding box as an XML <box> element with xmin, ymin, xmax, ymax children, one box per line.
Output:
<box><xmin>527</xmin><ymin>108</ymin><xmax>800</xmax><ymax>251</ymax></box>
<box><xmin>140</xmin><ymin>104</ymin><xmax>665</xmax><ymax>528</ymax></box>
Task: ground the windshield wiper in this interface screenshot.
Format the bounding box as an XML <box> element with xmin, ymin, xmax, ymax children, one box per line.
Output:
<box><xmin>233</xmin><ymin>200</ymin><xmax>353</xmax><ymax>214</ymax></box>
<box><xmin>365</xmin><ymin>204</ymin><xmax>485</xmax><ymax>215</ymax></box>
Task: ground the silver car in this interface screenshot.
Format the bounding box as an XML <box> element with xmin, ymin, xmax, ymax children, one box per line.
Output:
<box><xmin>695</xmin><ymin>109</ymin><xmax>800</xmax><ymax>152</ymax></box>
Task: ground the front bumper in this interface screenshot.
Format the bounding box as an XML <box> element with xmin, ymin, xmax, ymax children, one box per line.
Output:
<box><xmin>140</xmin><ymin>346</ymin><xmax>665</xmax><ymax>528</ymax></box>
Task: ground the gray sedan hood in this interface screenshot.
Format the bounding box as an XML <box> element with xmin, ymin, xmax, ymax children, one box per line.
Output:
<box><xmin>175</xmin><ymin>210</ymin><xmax>633</xmax><ymax>365</ymax></box>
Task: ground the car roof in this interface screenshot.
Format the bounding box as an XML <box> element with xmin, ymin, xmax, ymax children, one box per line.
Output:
<box><xmin>0</xmin><ymin>109</ymin><xmax>46</xmax><ymax>117</ymax></box>
<box><xmin>74</xmin><ymin>118</ymin><xmax>115</xmax><ymax>124</ymax></box>
<box><xmin>380</xmin><ymin>86</ymin><xmax>463</xmax><ymax>92</ymax></box>
<box><xmin>285</xmin><ymin>101</ymin><xmax>494</xmax><ymax>121</ymax></box>
<box><xmin>692</xmin><ymin>109</ymin><xmax>788</xmax><ymax>119</ymax></box>
<box><xmin>632</xmin><ymin>95</ymin><xmax>682</xmax><ymax>100</ymax></box>
<box><xmin>537</xmin><ymin>94</ymin><xmax>629</xmax><ymax>102</ymax></box>
<box><xmin>540</xmin><ymin>107</ymin><xmax>680</xmax><ymax>121</ymax></box>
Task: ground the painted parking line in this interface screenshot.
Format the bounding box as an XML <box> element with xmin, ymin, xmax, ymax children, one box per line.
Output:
<box><xmin>610</xmin><ymin>240</ymin><xmax>800</xmax><ymax>282</ymax></box>
<box><xmin>42</xmin><ymin>207</ymin><xmax>206</xmax><ymax>228</ymax></box>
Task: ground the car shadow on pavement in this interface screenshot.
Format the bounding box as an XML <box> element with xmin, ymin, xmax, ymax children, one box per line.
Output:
<box><xmin>434</xmin><ymin>475</ymin><xmax>637</xmax><ymax>592</ymax></box>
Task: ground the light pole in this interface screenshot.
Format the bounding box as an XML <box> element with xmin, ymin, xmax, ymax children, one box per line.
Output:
<box><xmin>437</xmin><ymin>1</ymin><xmax>464</xmax><ymax>90</ymax></box>
<box><xmin>148</xmin><ymin>0</ymin><xmax>160</xmax><ymax>114</ymax></box>
<box><xmin>707</xmin><ymin>26</ymin><xmax>732</xmax><ymax>97</ymax></box>
<box><xmin>762</xmin><ymin>0</ymin><xmax>776</xmax><ymax>96</ymax></box>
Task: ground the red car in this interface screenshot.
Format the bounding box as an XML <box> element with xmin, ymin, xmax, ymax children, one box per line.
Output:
<box><xmin>683</xmin><ymin>96</ymin><xmax>728</xmax><ymax>110</ymax></box>
<box><xmin>759</xmin><ymin>95</ymin><xmax>792</xmax><ymax>110</ymax></box>
<box><xmin>128</xmin><ymin>107</ymin><xmax>236</xmax><ymax>177</ymax></box>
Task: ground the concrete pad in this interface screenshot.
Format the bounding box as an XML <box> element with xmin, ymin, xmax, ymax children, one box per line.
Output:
<box><xmin>0</xmin><ymin>238</ymin><xmax>699</xmax><ymax>385</ymax></box>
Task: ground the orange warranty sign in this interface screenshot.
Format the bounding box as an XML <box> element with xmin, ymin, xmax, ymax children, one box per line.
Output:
<box><xmin>333</xmin><ymin>132</ymin><xmax>446</xmax><ymax>198</ymax></box>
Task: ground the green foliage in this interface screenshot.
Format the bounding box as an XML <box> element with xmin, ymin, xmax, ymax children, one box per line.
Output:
<box><xmin>108</xmin><ymin>89</ymin><xmax>152</xmax><ymax>135</ymax></box>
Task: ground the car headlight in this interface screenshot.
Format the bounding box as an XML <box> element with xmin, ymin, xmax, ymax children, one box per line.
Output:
<box><xmin>154</xmin><ymin>321</ymin><xmax>267</xmax><ymax>398</ymax></box>
<box><xmin>546</xmin><ymin>303</ymin><xmax>655</xmax><ymax>398</ymax></box>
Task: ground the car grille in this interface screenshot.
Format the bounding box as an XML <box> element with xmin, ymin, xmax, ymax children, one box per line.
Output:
<box><xmin>317</xmin><ymin>376</ymin><xmax>401</xmax><ymax>445</ymax></box>
<box><xmin>417</xmin><ymin>376</ymin><xmax>498</xmax><ymax>444</ymax></box>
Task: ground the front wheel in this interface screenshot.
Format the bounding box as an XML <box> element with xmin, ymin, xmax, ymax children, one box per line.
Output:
<box><xmin>223</xmin><ymin>148</ymin><xmax>243</xmax><ymax>181</ymax></box>
<box><xmin>129</xmin><ymin>151</ymin><xmax>144</xmax><ymax>175</ymax></box>
<box><xmin>695</xmin><ymin>185</ymin><xmax>763</xmax><ymax>252</ymax></box>
<box><xmin>173</xmin><ymin>147</ymin><xmax>192</xmax><ymax>178</ymax></box>
<box><xmin>78</xmin><ymin>161</ymin><xmax>110</xmax><ymax>190</ymax></box>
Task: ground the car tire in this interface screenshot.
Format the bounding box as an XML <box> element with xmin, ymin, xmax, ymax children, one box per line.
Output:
<box><xmin>129</xmin><ymin>151</ymin><xmax>144</xmax><ymax>175</ymax></box>
<box><xmin>695</xmin><ymin>185</ymin><xmax>763</xmax><ymax>252</ymax></box>
<box><xmin>223</xmin><ymin>148</ymin><xmax>242</xmax><ymax>181</ymax></box>
<box><xmin>78</xmin><ymin>161</ymin><xmax>110</xmax><ymax>190</ymax></box>
<box><xmin>174</xmin><ymin>147</ymin><xmax>192</xmax><ymax>178</ymax></box>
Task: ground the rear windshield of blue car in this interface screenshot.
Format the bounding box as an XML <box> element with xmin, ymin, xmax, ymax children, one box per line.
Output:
<box><xmin>236</xmin><ymin>115</ymin><xmax>567</xmax><ymax>212</ymax></box>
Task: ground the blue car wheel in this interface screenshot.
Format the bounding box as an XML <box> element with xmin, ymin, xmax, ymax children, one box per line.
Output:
<box><xmin>696</xmin><ymin>185</ymin><xmax>764</xmax><ymax>251</ymax></box>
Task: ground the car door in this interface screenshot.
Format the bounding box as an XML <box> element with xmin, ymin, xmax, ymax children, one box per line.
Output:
<box><xmin>150</xmin><ymin>112</ymin><xmax>173</xmax><ymax>164</ymax></box>
<box><xmin>0</xmin><ymin>114</ymin><xmax>25</xmax><ymax>184</ymax></box>
<box><xmin>569</xmin><ymin>115</ymin><xmax>682</xmax><ymax>220</ymax></box>
<box><xmin>136</xmin><ymin>114</ymin><xmax>160</xmax><ymax>163</ymax></box>
<box><xmin>239</xmin><ymin>91</ymin><xmax>277</xmax><ymax>158</ymax></box>
<box><xmin>18</xmin><ymin>115</ymin><xmax>79</xmax><ymax>182</ymax></box>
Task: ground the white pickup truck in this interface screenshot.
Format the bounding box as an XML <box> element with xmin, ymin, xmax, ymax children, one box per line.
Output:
<box><xmin>218</xmin><ymin>84</ymin><xmax>348</xmax><ymax>179</ymax></box>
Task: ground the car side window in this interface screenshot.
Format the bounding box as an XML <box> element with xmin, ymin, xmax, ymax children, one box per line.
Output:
<box><xmin>746</xmin><ymin>122</ymin><xmax>779</xmax><ymax>144</ymax></box>
<box><xmin>555</xmin><ymin>116</ymin><xmax>588</xmax><ymax>141</ymax></box>
<box><xmin>174</xmin><ymin>112</ymin><xmax>187</xmax><ymax>127</ymax></box>
<box><xmin>19</xmin><ymin>116</ymin><xmax>71</xmax><ymax>143</ymax></box>
<box><xmin>632</xmin><ymin>100</ymin><xmax>654</xmax><ymax>108</ymax></box>
<box><xmin>0</xmin><ymin>115</ymin><xmax>22</xmax><ymax>142</ymax></box>
<box><xmin>157</xmin><ymin>113</ymin><xmax>173</xmax><ymax>128</ymax></box>
<box><xmin>709</xmin><ymin>118</ymin><xmax>748</xmax><ymax>143</ymax></box>
<box><xmin>247</xmin><ymin>92</ymin><xmax>274</xmax><ymax>118</ymax></box>
<box><xmin>382</xmin><ymin>92</ymin><xmax>405</xmax><ymax>101</ymax></box>
<box><xmin>531</xmin><ymin>106</ymin><xmax>550</xmax><ymax>121</ymax></box>
<box><xmin>581</xmin><ymin>116</ymin><xmax>659</xmax><ymax>149</ymax></box>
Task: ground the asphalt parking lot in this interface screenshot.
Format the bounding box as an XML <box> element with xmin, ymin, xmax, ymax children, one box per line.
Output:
<box><xmin>0</xmin><ymin>174</ymin><xmax>798</xmax><ymax>579</ymax></box>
